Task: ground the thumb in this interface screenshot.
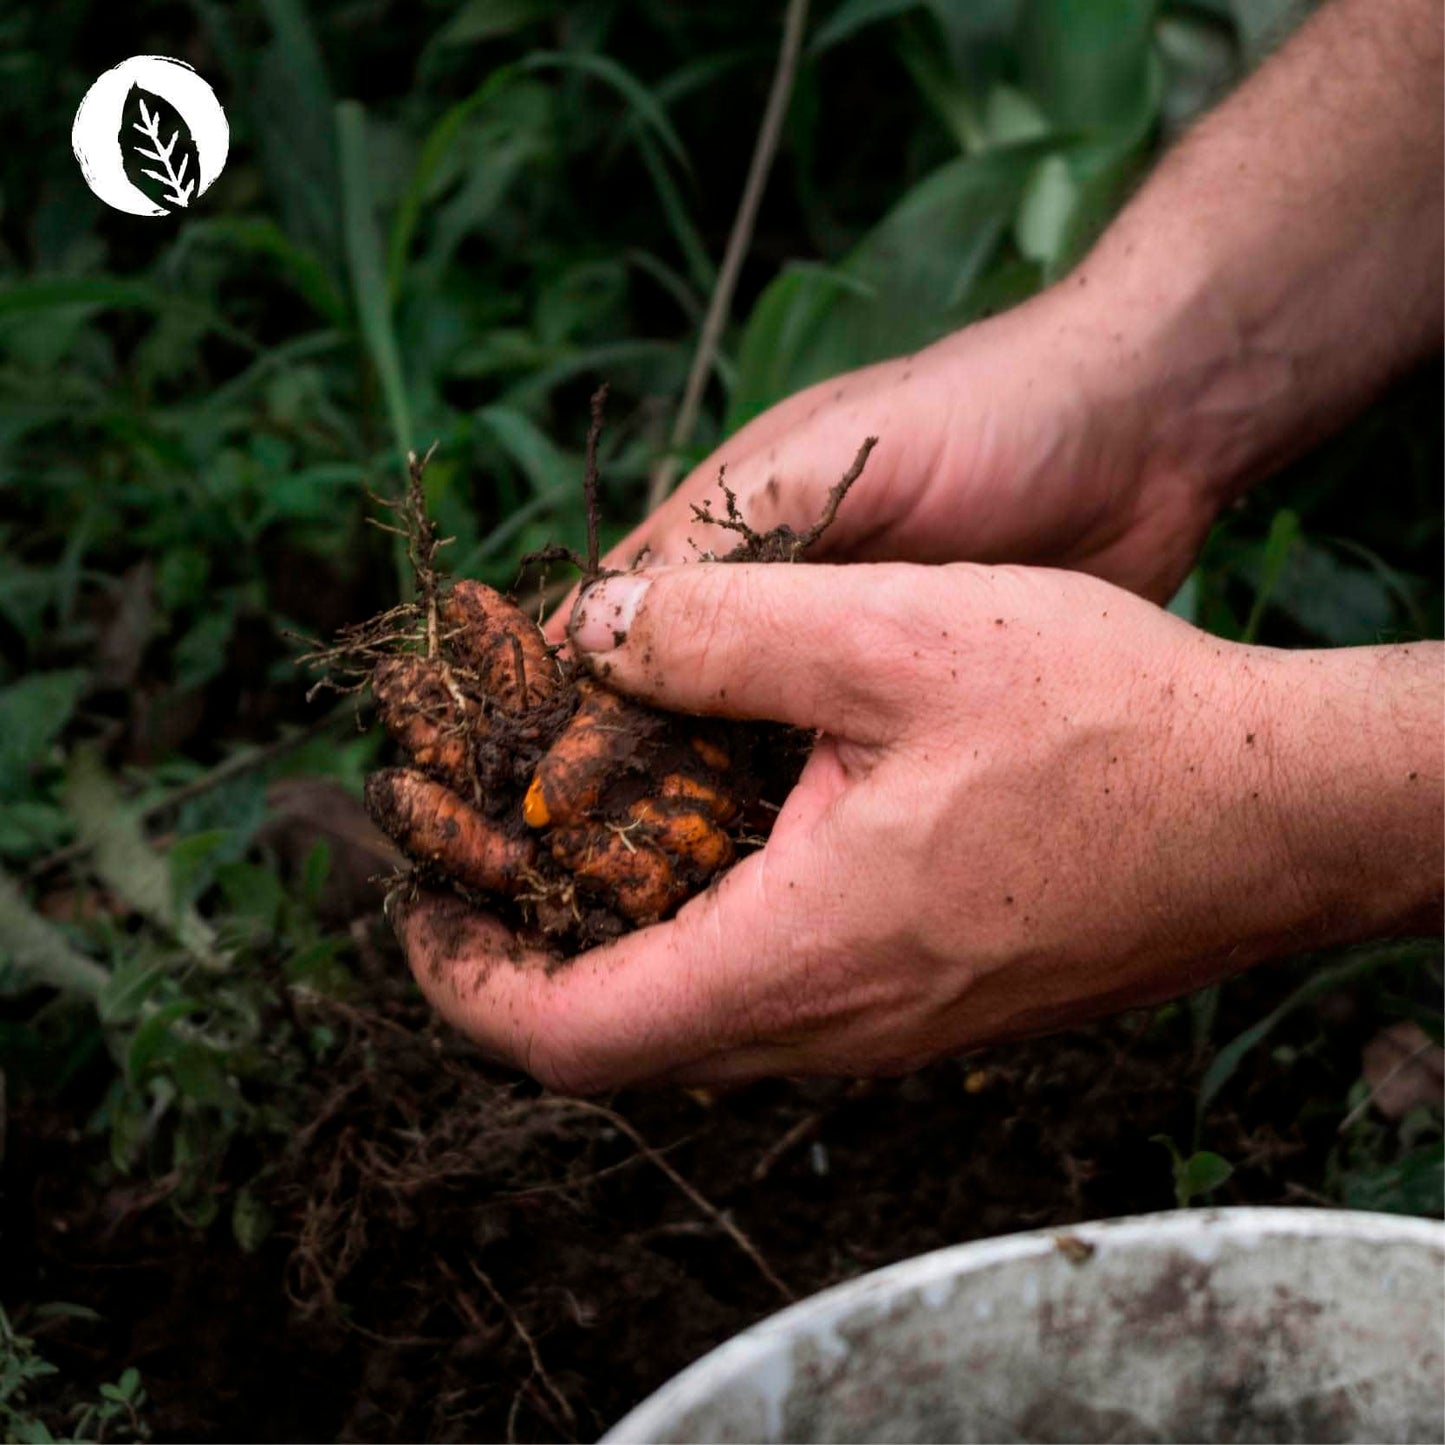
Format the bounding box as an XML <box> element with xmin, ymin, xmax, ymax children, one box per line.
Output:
<box><xmin>566</xmin><ymin>561</ymin><xmax>913</xmax><ymax>739</ymax></box>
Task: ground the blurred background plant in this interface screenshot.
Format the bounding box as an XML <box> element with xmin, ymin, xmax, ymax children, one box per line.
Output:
<box><xmin>0</xmin><ymin>0</ymin><xmax>1438</xmax><ymax>1437</ymax></box>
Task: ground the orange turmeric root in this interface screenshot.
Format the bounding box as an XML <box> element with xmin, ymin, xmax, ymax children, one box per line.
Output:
<box><xmin>373</xmin><ymin>655</ymin><xmax>478</xmax><ymax>794</ymax></box>
<box><xmin>366</xmin><ymin>768</ymin><xmax>536</xmax><ymax>895</ymax></box>
<box><xmin>442</xmin><ymin>579</ymin><xmax>560</xmax><ymax>713</ymax></box>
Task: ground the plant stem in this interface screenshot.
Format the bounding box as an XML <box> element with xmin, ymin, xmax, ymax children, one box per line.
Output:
<box><xmin>646</xmin><ymin>0</ymin><xmax>810</xmax><ymax>512</ymax></box>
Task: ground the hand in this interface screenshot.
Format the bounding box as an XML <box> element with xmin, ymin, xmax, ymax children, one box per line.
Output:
<box><xmin>397</xmin><ymin>561</ymin><xmax>1442</xmax><ymax>1091</ymax></box>
<box><xmin>547</xmin><ymin>285</ymin><xmax>1220</xmax><ymax>649</ymax></box>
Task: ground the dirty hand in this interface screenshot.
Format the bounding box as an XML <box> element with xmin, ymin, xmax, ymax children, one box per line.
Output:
<box><xmin>546</xmin><ymin>285</ymin><xmax>1222</xmax><ymax>651</ymax></box>
<box><xmin>396</xmin><ymin>562</ymin><xmax>1442</xmax><ymax>1091</ymax></box>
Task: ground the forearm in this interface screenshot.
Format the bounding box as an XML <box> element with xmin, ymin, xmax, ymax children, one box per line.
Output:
<box><xmin>1073</xmin><ymin>0</ymin><xmax>1443</xmax><ymax>508</ymax></box>
<box><xmin>1210</xmin><ymin>640</ymin><xmax>1444</xmax><ymax>963</ymax></box>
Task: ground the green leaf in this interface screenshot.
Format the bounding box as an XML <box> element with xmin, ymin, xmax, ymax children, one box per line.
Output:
<box><xmin>811</xmin><ymin>0</ymin><xmax>928</xmax><ymax>54</ymax></box>
<box><xmin>1241</xmin><ymin>507</ymin><xmax>1299</xmax><ymax>643</ymax></box>
<box><xmin>96</xmin><ymin>958</ymin><xmax>167</xmax><ymax>1025</ymax></box>
<box><xmin>126</xmin><ymin>999</ymin><xmax>200</xmax><ymax>1081</ymax></box>
<box><xmin>479</xmin><ymin>404</ymin><xmax>581</xmax><ymax>494</ymax></box>
<box><xmin>434</xmin><ymin>0</ymin><xmax>558</xmax><ymax>46</ymax></box>
<box><xmin>386</xmin><ymin>66</ymin><xmax>519</xmax><ymax>298</ymax></box>
<box><xmin>0</xmin><ymin>278</ymin><xmax>159</xmax><ymax>319</ymax></box>
<box><xmin>1153</xmin><ymin>1134</ymin><xmax>1234</xmax><ymax>1206</ymax></box>
<box><xmin>173</xmin><ymin>606</ymin><xmax>237</xmax><ymax>692</ymax></box>
<box><xmin>1176</xmin><ymin>1149</ymin><xmax>1234</xmax><ymax>1204</ymax></box>
<box><xmin>283</xmin><ymin>938</ymin><xmax>353</xmax><ymax>994</ymax></box>
<box><xmin>1014</xmin><ymin>154</ymin><xmax>1080</xmax><ymax>273</ymax></box>
<box><xmin>337</xmin><ymin>100</ymin><xmax>413</xmax><ymax>467</ymax></box>
<box><xmin>0</xmin><ymin>870</ymin><xmax>109</xmax><ymax>999</ymax></box>
<box><xmin>1198</xmin><ymin>943</ymin><xmax>1437</xmax><ymax>1118</ymax></box>
<box><xmin>62</xmin><ymin>750</ymin><xmax>222</xmax><ymax>969</ymax></box>
<box><xmin>176</xmin><ymin>218</ymin><xmax>347</xmax><ymax>325</ymax></box>
<box><xmin>168</xmin><ymin>829</ymin><xmax>234</xmax><ymax>908</ymax></box>
<box><xmin>522</xmin><ymin>51</ymin><xmax>690</xmax><ymax>170</ymax></box>
<box><xmin>1340</xmin><ymin>1141</ymin><xmax>1444</xmax><ymax>1217</ymax></box>
<box><xmin>729</xmin><ymin>145</ymin><xmax>1047</xmax><ymax>427</ymax></box>
<box><xmin>216</xmin><ymin>862</ymin><xmax>287</xmax><ymax>933</ymax></box>
<box><xmin>0</xmin><ymin>670</ymin><xmax>87</xmax><ymax>801</ymax></box>
<box><xmin>1020</xmin><ymin>0</ymin><xmax>1158</xmax><ymax>133</ymax></box>
<box><xmin>1251</xmin><ymin>538</ymin><xmax>1396</xmax><ymax>645</ymax></box>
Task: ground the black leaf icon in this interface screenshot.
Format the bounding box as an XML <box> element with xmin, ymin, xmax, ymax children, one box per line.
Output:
<box><xmin>121</xmin><ymin>84</ymin><xmax>201</xmax><ymax>211</ymax></box>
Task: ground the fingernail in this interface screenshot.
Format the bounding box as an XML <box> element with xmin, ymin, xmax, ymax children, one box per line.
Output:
<box><xmin>569</xmin><ymin>575</ymin><xmax>649</xmax><ymax>654</ymax></box>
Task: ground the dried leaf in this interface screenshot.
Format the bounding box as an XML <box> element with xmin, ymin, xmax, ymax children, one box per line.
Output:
<box><xmin>62</xmin><ymin>750</ymin><xmax>224</xmax><ymax>970</ymax></box>
<box><xmin>1362</xmin><ymin>1022</ymin><xmax>1444</xmax><ymax>1121</ymax></box>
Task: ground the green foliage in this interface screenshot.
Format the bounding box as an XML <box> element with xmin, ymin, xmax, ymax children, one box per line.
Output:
<box><xmin>1153</xmin><ymin>1136</ymin><xmax>1236</xmax><ymax>1208</ymax></box>
<box><xmin>0</xmin><ymin>0</ymin><xmax>1437</xmax><ymax>1303</ymax></box>
<box><xmin>0</xmin><ymin>1308</ymin><xmax>148</xmax><ymax>1443</ymax></box>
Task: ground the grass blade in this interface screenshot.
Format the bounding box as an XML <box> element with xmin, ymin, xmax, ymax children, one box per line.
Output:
<box><xmin>337</xmin><ymin>100</ymin><xmax>414</xmax><ymax>470</ymax></box>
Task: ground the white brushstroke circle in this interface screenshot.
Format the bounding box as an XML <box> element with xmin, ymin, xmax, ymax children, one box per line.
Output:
<box><xmin>72</xmin><ymin>55</ymin><xmax>229</xmax><ymax>218</ymax></box>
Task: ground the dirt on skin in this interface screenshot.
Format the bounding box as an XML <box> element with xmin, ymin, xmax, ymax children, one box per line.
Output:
<box><xmin>305</xmin><ymin>406</ymin><xmax>870</xmax><ymax>953</ymax></box>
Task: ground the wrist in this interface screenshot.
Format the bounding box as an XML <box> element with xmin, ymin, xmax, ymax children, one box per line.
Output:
<box><xmin>1211</xmin><ymin>640</ymin><xmax>1444</xmax><ymax>953</ymax></box>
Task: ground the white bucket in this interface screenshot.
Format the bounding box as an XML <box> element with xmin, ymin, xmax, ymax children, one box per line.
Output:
<box><xmin>604</xmin><ymin>1208</ymin><xmax>1444</xmax><ymax>1444</ymax></box>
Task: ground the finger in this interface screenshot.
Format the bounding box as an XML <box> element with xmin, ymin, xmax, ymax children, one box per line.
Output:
<box><xmin>394</xmin><ymin>853</ymin><xmax>802</xmax><ymax>1094</ymax></box>
<box><xmin>565</xmin><ymin>561</ymin><xmax>918</xmax><ymax>740</ymax></box>
<box><xmin>542</xmin><ymin>402</ymin><xmax>897</xmax><ymax>644</ymax></box>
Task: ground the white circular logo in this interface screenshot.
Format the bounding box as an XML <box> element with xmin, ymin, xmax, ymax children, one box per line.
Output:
<box><xmin>72</xmin><ymin>55</ymin><xmax>229</xmax><ymax>218</ymax></box>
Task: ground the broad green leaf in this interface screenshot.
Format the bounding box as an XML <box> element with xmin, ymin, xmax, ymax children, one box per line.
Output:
<box><xmin>168</xmin><ymin>829</ymin><xmax>234</xmax><ymax>908</ymax></box>
<box><xmin>1176</xmin><ymin>1149</ymin><xmax>1234</xmax><ymax>1204</ymax></box>
<box><xmin>62</xmin><ymin>750</ymin><xmax>222</xmax><ymax>970</ymax></box>
<box><xmin>1157</xmin><ymin>12</ymin><xmax>1239</xmax><ymax>134</ymax></box>
<box><xmin>97</xmin><ymin>957</ymin><xmax>167</xmax><ymax>1025</ymax></box>
<box><xmin>0</xmin><ymin>870</ymin><xmax>109</xmax><ymax>999</ymax></box>
<box><xmin>1340</xmin><ymin>1141</ymin><xmax>1444</xmax><ymax>1217</ymax></box>
<box><xmin>1167</xmin><ymin>569</ymin><xmax>1201</xmax><ymax>623</ymax></box>
<box><xmin>1021</xmin><ymin>0</ymin><xmax>1158</xmax><ymax>133</ymax></box>
<box><xmin>729</xmin><ymin>145</ymin><xmax>1048</xmax><ymax>427</ymax></box>
<box><xmin>216</xmin><ymin>861</ymin><xmax>287</xmax><ymax>933</ymax></box>
<box><xmin>983</xmin><ymin>83</ymin><xmax>1051</xmax><ymax>146</ymax></box>
<box><xmin>1014</xmin><ymin>154</ymin><xmax>1079</xmax><ymax>273</ymax></box>
<box><xmin>1260</xmin><ymin>539</ymin><xmax>1396</xmax><ymax>645</ymax></box>
<box><xmin>0</xmin><ymin>670</ymin><xmax>86</xmax><ymax>801</ymax></box>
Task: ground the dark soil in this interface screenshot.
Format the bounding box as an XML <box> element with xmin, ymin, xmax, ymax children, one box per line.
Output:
<box><xmin>1</xmin><ymin>935</ymin><xmax>1402</xmax><ymax>1444</ymax></box>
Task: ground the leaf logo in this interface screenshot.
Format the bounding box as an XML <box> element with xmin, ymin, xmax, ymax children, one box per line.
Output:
<box><xmin>127</xmin><ymin>88</ymin><xmax>198</xmax><ymax>210</ymax></box>
<box><xmin>72</xmin><ymin>56</ymin><xmax>229</xmax><ymax>219</ymax></box>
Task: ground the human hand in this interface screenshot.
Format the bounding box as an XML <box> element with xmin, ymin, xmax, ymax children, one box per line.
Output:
<box><xmin>398</xmin><ymin>561</ymin><xmax>1442</xmax><ymax>1091</ymax></box>
<box><xmin>547</xmin><ymin>286</ymin><xmax>1220</xmax><ymax>652</ymax></box>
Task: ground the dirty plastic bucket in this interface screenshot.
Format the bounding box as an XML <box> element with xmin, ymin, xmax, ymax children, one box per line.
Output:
<box><xmin>603</xmin><ymin>1208</ymin><xmax>1444</xmax><ymax>1444</ymax></box>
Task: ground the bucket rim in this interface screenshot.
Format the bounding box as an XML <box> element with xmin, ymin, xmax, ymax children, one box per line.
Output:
<box><xmin>602</xmin><ymin>1206</ymin><xmax>1445</xmax><ymax>1444</ymax></box>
